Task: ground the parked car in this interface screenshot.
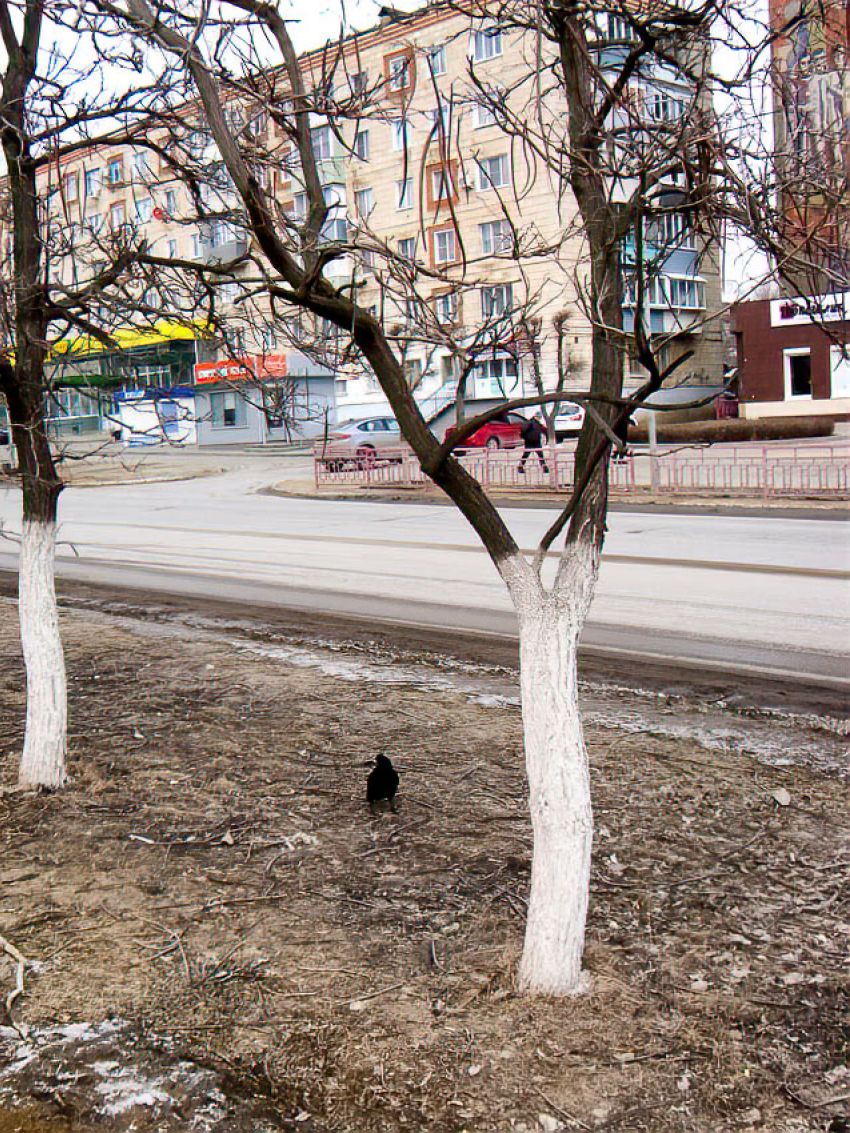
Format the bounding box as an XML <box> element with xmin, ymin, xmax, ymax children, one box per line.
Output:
<box><xmin>317</xmin><ymin>416</ymin><xmax>405</xmax><ymax>468</ymax></box>
<box><xmin>553</xmin><ymin>402</ymin><xmax>585</xmax><ymax>440</ymax></box>
<box><xmin>444</xmin><ymin>411</ymin><xmax>537</xmax><ymax>450</ymax></box>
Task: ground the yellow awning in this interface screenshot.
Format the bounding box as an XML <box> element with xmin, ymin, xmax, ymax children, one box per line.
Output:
<box><xmin>50</xmin><ymin>320</ymin><xmax>204</xmax><ymax>358</ymax></box>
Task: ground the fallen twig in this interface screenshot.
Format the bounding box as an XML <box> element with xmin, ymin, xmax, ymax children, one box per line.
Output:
<box><xmin>0</xmin><ymin>932</ymin><xmax>26</xmax><ymax>1017</ymax></box>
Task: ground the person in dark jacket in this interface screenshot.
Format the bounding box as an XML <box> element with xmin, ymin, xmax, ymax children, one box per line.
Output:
<box><xmin>518</xmin><ymin>414</ymin><xmax>548</xmax><ymax>473</ymax></box>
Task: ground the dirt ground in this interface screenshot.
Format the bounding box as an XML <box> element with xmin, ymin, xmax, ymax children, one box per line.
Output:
<box><xmin>0</xmin><ymin>601</ymin><xmax>847</xmax><ymax>1133</ymax></box>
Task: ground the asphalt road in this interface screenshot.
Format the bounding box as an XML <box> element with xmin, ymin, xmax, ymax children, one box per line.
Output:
<box><xmin>0</xmin><ymin>468</ymin><xmax>848</xmax><ymax>692</ymax></box>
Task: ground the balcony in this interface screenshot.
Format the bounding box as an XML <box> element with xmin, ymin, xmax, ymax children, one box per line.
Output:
<box><xmin>202</xmin><ymin>237</ymin><xmax>248</xmax><ymax>265</ymax></box>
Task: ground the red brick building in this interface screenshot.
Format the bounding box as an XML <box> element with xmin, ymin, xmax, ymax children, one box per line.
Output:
<box><xmin>731</xmin><ymin>292</ymin><xmax>850</xmax><ymax>418</ymax></box>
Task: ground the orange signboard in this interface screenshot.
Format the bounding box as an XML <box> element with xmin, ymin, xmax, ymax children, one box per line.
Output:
<box><xmin>193</xmin><ymin>353</ymin><xmax>288</xmax><ymax>385</ymax></box>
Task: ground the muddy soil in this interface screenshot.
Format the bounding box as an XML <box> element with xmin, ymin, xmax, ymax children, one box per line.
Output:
<box><xmin>0</xmin><ymin>601</ymin><xmax>847</xmax><ymax>1133</ymax></box>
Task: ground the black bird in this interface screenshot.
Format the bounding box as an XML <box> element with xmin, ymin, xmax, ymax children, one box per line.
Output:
<box><xmin>367</xmin><ymin>754</ymin><xmax>400</xmax><ymax>811</ymax></box>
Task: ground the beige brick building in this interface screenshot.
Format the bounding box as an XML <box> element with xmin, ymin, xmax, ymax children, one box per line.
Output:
<box><xmin>1</xmin><ymin>1</ymin><xmax>725</xmax><ymax>443</ymax></box>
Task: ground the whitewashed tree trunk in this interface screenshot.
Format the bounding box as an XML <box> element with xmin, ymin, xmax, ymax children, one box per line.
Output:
<box><xmin>17</xmin><ymin>517</ymin><xmax>67</xmax><ymax>789</ymax></box>
<box><xmin>500</xmin><ymin>542</ymin><xmax>600</xmax><ymax>995</ymax></box>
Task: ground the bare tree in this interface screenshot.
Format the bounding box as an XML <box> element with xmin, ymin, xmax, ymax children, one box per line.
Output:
<box><xmin>84</xmin><ymin>0</ymin><xmax>850</xmax><ymax>992</ymax></box>
<box><xmin>0</xmin><ymin>0</ymin><xmax>255</xmax><ymax>787</ymax></box>
<box><xmin>93</xmin><ymin>0</ymin><xmax>741</xmax><ymax>994</ymax></box>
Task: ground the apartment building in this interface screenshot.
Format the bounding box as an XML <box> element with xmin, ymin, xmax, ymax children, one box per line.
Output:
<box><xmin>769</xmin><ymin>0</ymin><xmax>849</xmax><ymax>292</ymax></box>
<box><xmin>1</xmin><ymin>1</ymin><xmax>724</xmax><ymax>444</ymax></box>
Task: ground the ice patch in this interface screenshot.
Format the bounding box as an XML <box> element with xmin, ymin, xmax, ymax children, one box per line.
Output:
<box><xmin>96</xmin><ymin>1071</ymin><xmax>171</xmax><ymax>1115</ymax></box>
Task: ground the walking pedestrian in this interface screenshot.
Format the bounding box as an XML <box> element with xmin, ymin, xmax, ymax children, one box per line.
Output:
<box><xmin>518</xmin><ymin>414</ymin><xmax>549</xmax><ymax>474</ymax></box>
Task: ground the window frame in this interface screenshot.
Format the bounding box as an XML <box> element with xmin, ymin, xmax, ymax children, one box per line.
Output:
<box><xmin>385</xmin><ymin>48</ymin><xmax>414</xmax><ymax>93</ymax></box>
<box><xmin>472</xmin><ymin>26</ymin><xmax>503</xmax><ymax>62</ymax></box>
<box><xmin>391</xmin><ymin>117</ymin><xmax>411</xmax><ymax>151</ymax></box>
<box><xmin>63</xmin><ymin>171</ymin><xmax>79</xmax><ymax>202</ymax></box>
<box><xmin>427</xmin><ymin>44</ymin><xmax>447</xmax><ymax>75</ymax></box>
<box><xmin>354</xmin><ymin>187</ymin><xmax>375</xmax><ymax>218</ymax></box>
<box><xmin>480</xmin><ymin>218</ymin><xmax>512</xmax><ymax>255</ymax></box>
<box><xmin>480</xmin><ymin>282</ymin><xmax>513</xmax><ymax>319</ymax></box>
<box><xmin>434</xmin><ymin>290</ymin><xmax>460</xmax><ymax>324</ymax></box>
<box><xmin>476</xmin><ymin>153</ymin><xmax>510</xmax><ymax>190</ymax></box>
<box><xmin>426</xmin><ymin>161</ymin><xmax>459</xmax><ymax>208</ymax></box>
<box><xmin>106</xmin><ymin>158</ymin><xmax>124</xmax><ymax>186</ymax></box>
<box><xmin>430</xmin><ymin>223</ymin><xmax>458</xmax><ymax>266</ymax></box>
<box><xmin>396</xmin><ymin>177</ymin><xmax>413</xmax><ymax>211</ymax></box>
<box><xmin>354</xmin><ymin>129</ymin><xmax>370</xmax><ymax>160</ymax></box>
<box><xmin>783</xmin><ymin>347</ymin><xmax>813</xmax><ymax>400</ymax></box>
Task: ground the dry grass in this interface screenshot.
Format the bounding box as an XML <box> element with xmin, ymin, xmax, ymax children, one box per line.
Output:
<box><xmin>0</xmin><ymin>602</ymin><xmax>847</xmax><ymax>1132</ymax></box>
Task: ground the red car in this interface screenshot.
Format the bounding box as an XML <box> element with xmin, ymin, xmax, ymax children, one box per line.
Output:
<box><xmin>445</xmin><ymin>411</ymin><xmax>544</xmax><ymax>450</ymax></box>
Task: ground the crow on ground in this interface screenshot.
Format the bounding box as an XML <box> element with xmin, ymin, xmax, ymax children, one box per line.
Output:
<box><xmin>366</xmin><ymin>754</ymin><xmax>399</xmax><ymax>811</ymax></box>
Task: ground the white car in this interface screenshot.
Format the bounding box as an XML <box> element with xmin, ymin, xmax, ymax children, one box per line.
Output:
<box><xmin>553</xmin><ymin>402</ymin><xmax>585</xmax><ymax>440</ymax></box>
<box><xmin>317</xmin><ymin>416</ymin><xmax>405</xmax><ymax>468</ymax></box>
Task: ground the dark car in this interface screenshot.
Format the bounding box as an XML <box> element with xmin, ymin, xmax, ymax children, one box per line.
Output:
<box><xmin>445</xmin><ymin>411</ymin><xmax>543</xmax><ymax>450</ymax></box>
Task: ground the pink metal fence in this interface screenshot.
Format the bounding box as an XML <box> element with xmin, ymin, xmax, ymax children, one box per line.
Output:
<box><xmin>314</xmin><ymin>440</ymin><xmax>849</xmax><ymax>497</ymax></box>
<box><xmin>654</xmin><ymin>444</ymin><xmax>849</xmax><ymax>498</ymax></box>
<box><xmin>314</xmin><ymin>444</ymin><xmax>636</xmax><ymax>491</ymax></box>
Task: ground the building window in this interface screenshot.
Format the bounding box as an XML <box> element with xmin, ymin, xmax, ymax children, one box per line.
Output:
<box><xmin>474</xmin><ymin>355</ymin><xmax>519</xmax><ymax>395</ymax></box>
<box><xmin>354</xmin><ymin>129</ymin><xmax>370</xmax><ymax>160</ymax></box>
<box><xmin>403</xmin><ymin>358</ymin><xmax>423</xmax><ymax>387</ymax></box>
<box><xmin>136</xmin><ymin>198</ymin><xmax>154</xmax><ymax>223</ymax></box>
<box><xmin>648</xmin><ymin>211</ymin><xmax>695</xmax><ymax>251</ymax></box>
<box><xmin>292</xmin><ymin>191</ymin><xmax>308</xmax><ymax>220</ymax></box>
<box><xmin>396</xmin><ymin>178</ymin><xmax>413</xmax><ymax>210</ymax></box>
<box><xmin>784</xmin><ymin>349</ymin><xmax>812</xmax><ymax>399</ymax></box>
<box><xmin>623</xmin><ymin>273</ymin><xmax>666</xmax><ymax>308</ymax></box>
<box><xmin>110</xmin><ymin>201</ymin><xmax>126</xmax><ymax>229</ymax></box>
<box><xmin>481</xmin><ymin>282</ymin><xmax>513</xmax><ymax>318</ymax></box>
<box><xmin>210</xmin><ymin>219</ymin><xmax>239</xmax><ymax>246</ymax></box>
<box><xmin>133</xmin><ymin>363</ymin><xmax>171</xmax><ymax>389</ymax></box>
<box><xmin>164</xmin><ymin>189</ymin><xmax>177</xmax><ymax>215</ymax></box>
<box><xmin>247</xmin><ymin>109</ymin><xmax>267</xmax><ymax>138</ymax></box>
<box><xmin>472</xmin><ymin>26</ymin><xmax>503</xmax><ymax>62</ymax></box>
<box><xmin>606</xmin><ymin>13</ymin><xmax>634</xmax><ymax>41</ymax></box>
<box><xmin>646</xmin><ymin>88</ymin><xmax>687</xmax><ymax>122</ymax></box>
<box><xmin>84</xmin><ymin>168</ymin><xmax>101</xmax><ymax>197</ymax></box>
<box><xmin>477</xmin><ymin>154</ymin><xmax>510</xmax><ymax>190</ymax></box>
<box><xmin>434</xmin><ymin>291</ymin><xmax>459</xmax><ymax>322</ymax></box>
<box><xmin>167</xmin><ymin>239</ymin><xmax>178</xmax><ymax>257</ymax></box>
<box><xmin>351</xmin><ymin>71</ymin><xmax>368</xmax><ymax>96</ymax></box>
<box><xmin>391</xmin><ymin>118</ymin><xmax>411</xmax><ymax>151</ymax></box>
<box><xmin>210</xmin><ymin>389</ymin><xmax>247</xmax><ymax>428</ymax></box>
<box><xmin>480</xmin><ymin>219</ymin><xmax>512</xmax><ymax>255</ymax></box>
<box><xmin>431</xmin><ymin>225</ymin><xmax>457</xmax><ymax>265</ymax></box>
<box><xmin>428</xmin><ymin>163</ymin><xmax>457</xmax><ymax>206</ymax></box>
<box><xmin>107</xmin><ymin>159</ymin><xmax>123</xmax><ymax>185</ymax></box>
<box><xmin>354</xmin><ymin>188</ymin><xmax>374</xmax><ymax>218</ymax></box>
<box><xmin>321</xmin><ymin>185</ymin><xmax>348</xmax><ymax>241</ymax></box>
<box><xmin>665</xmin><ymin>276</ymin><xmax>705</xmax><ymax>309</ymax></box>
<box><xmin>440</xmin><ymin>354</ymin><xmax>457</xmax><ymax>384</ymax></box>
<box><xmin>428</xmin><ymin>44</ymin><xmax>447</xmax><ymax>75</ymax></box>
<box><xmin>386</xmin><ymin>50</ymin><xmax>413</xmax><ymax>92</ymax></box>
<box><xmin>428</xmin><ymin>105</ymin><xmax>451</xmax><ymax>136</ymax></box>
<box><xmin>311</xmin><ymin>125</ymin><xmax>332</xmax><ymax>160</ymax></box>
<box><xmin>474</xmin><ymin>100</ymin><xmax>498</xmax><ymax>128</ymax></box>
<box><xmin>87</xmin><ymin>212</ymin><xmax>103</xmax><ymax>233</ymax></box>
<box><xmin>63</xmin><ymin>172</ymin><xmax>79</xmax><ymax>202</ymax></box>
<box><xmin>133</xmin><ymin>151</ymin><xmax>152</xmax><ymax>178</ymax></box>
<box><xmin>398</xmin><ymin>236</ymin><xmax>417</xmax><ymax>260</ymax></box>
